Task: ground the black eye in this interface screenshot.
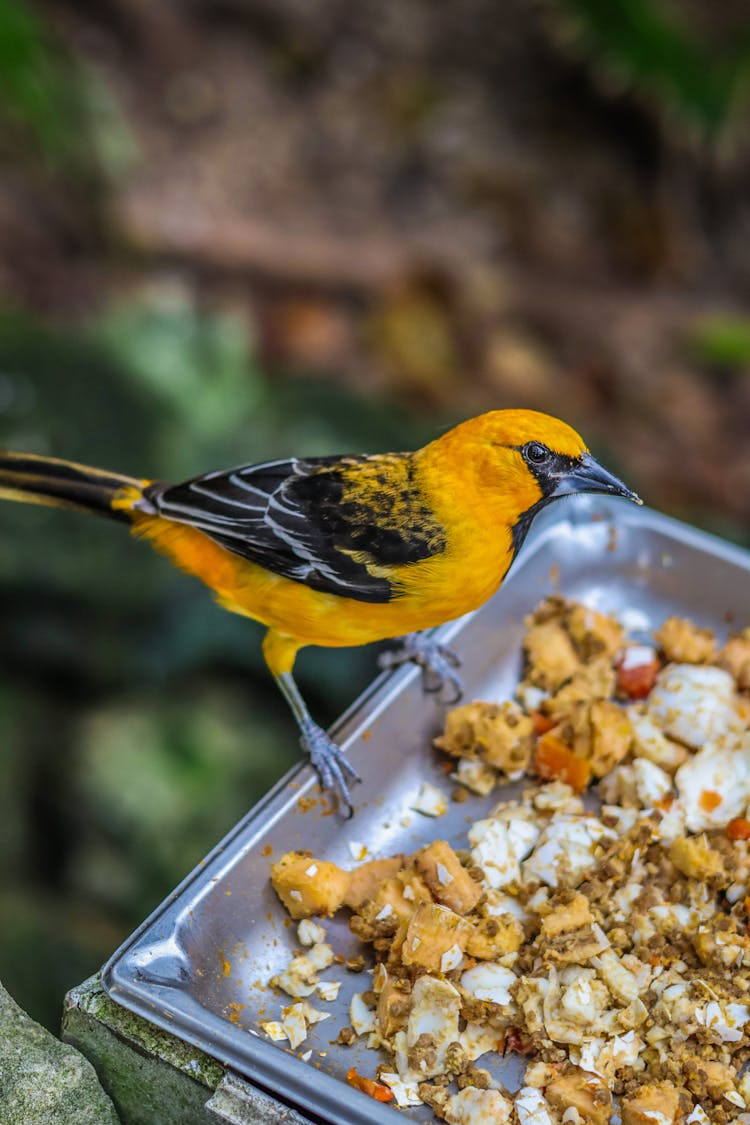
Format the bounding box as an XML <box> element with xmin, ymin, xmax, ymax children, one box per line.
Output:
<box><xmin>524</xmin><ymin>442</ymin><xmax>550</xmax><ymax>465</ymax></box>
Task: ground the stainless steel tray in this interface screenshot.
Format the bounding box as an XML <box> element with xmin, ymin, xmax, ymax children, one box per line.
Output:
<box><xmin>102</xmin><ymin>495</ymin><xmax>750</xmax><ymax>1124</ymax></box>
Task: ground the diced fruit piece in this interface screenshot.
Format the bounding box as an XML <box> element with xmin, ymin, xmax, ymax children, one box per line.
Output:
<box><xmin>270</xmin><ymin>852</ymin><xmax>349</xmax><ymax>919</ymax></box>
<box><xmin>616</xmin><ymin>653</ymin><xmax>659</xmax><ymax>699</ymax></box>
<box><xmin>402</xmin><ymin>903</ymin><xmax>471</xmax><ymax>972</ymax></box>
<box><xmin>531</xmin><ymin>711</ymin><xmax>556</xmax><ymax>735</ymax></box>
<box><xmin>377</xmin><ymin>976</ymin><xmax>411</xmax><ymax>1038</ymax></box>
<box><xmin>414</xmin><ymin>840</ymin><xmax>481</xmax><ymax>915</ymax></box>
<box><xmin>545</xmin><ymin>1068</ymin><xmax>612</xmax><ymax>1125</ymax></box>
<box><xmin>620</xmin><ymin>1081</ymin><xmax>683</xmax><ymax>1125</ymax></box>
<box><xmin>343</xmin><ymin>856</ymin><xmax>406</xmax><ymax>911</ymax></box>
<box><xmin>533</xmin><ymin>734</ymin><xmax>592</xmax><ymax>792</ymax></box>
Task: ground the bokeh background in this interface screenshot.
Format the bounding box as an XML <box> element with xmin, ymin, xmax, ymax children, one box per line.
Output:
<box><xmin>1</xmin><ymin>0</ymin><xmax>749</xmax><ymax>1031</ymax></box>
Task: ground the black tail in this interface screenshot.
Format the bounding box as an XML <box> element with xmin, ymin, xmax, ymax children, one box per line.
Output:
<box><xmin>0</xmin><ymin>452</ymin><xmax>142</xmax><ymax>522</ymax></box>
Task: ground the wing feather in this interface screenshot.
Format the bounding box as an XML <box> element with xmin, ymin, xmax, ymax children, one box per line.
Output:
<box><xmin>142</xmin><ymin>454</ymin><xmax>448</xmax><ymax>603</ymax></box>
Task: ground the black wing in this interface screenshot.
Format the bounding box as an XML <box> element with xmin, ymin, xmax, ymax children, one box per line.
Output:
<box><xmin>140</xmin><ymin>454</ymin><xmax>446</xmax><ymax>604</ymax></box>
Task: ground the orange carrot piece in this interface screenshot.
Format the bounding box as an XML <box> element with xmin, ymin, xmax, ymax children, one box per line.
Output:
<box><xmin>727</xmin><ymin>817</ymin><xmax>750</xmax><ymax>840</ymax></box>
<box><xmin>699</xmin><ymin>790</ymin><xmax>722</xmax><ymax>813</ymax></box>
<box><xmin>616</xmin><ymin>659</ymin><xmax>659</xmax><ymax>700</ymax></box>
<box><xmin>533</xmin><ymin>733</ymin><xmax>591</xmax><ymax>792</ymax></box>
<box><xmin>346</xmin><ymin>1068</ymin><xmax>395</xmax><ymax>1103</ymax></box>
<box><xmin>530</xmin><ymin>711</ymin><xmax>556</xmax><ymax>735</ymax></box>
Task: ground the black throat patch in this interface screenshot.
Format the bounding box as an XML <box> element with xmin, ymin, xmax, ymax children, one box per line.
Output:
<box><xmin>508</xmin><ymin>447</ymin><xmax>581</xmax><ymax>557</ymax></box>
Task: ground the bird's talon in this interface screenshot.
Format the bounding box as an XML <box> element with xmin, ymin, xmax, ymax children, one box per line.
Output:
<box><xmin>380</xmin><ymin>630</ymin><xmax>464</xmax><ymax>701</ymax></box>
<box><xmin>300</xmin><ymin>721</ymin><xmax>359</xmax><ymax>815</ymax></box>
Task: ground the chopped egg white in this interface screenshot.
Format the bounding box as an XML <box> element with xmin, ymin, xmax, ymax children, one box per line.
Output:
<box><xmin>280</xmin><ymin>1001</ymin><xmax>330</xmax><ymax>1050</ymax></box>
<box><xmin>315</xmin><ymin>980</ymin><xmax>340</xmax><ymax>1002</ymax></box>
<box><xmin>436</xmin><ymin>863</ymin><xmax>454</xmax><ymax>886</ymax></box>
<box><xmin>515</xmin><ymin>1086</ymin><xmax>554</xmax><ymax>1124</ymax></box>
<box><xmin>560</xmin><ymin>974</ymin><xmax>602</xmax><ymax>1026</ymax></box>
<box><xmin>469</xmin><ymin>810</ymin><xmax>541</xmax><ymax>889</ymax></box>
<box><xmin>468</xmin><ymin>819</ymin><xmax>521</xmax><ymax>888</ymax></box>
<box><xmin>628</xmin><ymin>709</ymin><xmax>686</xmax><ymax>772</ymax></box>
<box><xmin>695</xmin><ymin>1000</ymin><xmax>750</xmax><ymax>1042</ymax></box>
<box><xmin>349</xmin><ymin>992</ymin><xmax>376</xmax><ymax>1036</ymax></box>
<box><xmin>592</xmin><ymin>948</ymin><xmax>642</xmax><ymax>1004</ymax></box>
<box><xmin>532</xmin><ymin>781</ymin><xmax>582</xmax><ymax>813</ymax></box>
<box><xmin>402</xmin><ymin>976</ymin><xmax>461</xmax><ymax>1079</ymax></box>
<box><xmin>270</xmin><ymin>942</ymin><xmax>334</xmax><ymax>998</ymax></box>
<box><xmin>458</xmin><ymin>1020</ymin><xmax>505</xmax><ymax>1062</ymax></box>
<box><xmin>451</xmin><ymin>758</ymin><xmax>497</xmax><ymax>796</ymax></box>
<box><xmin>648</xmin><ymin>664</ymin><xmax>741</xmax><ymax>749</ymax></box>
<box><xmin>516</xmin><ymin>683</ymin><xmax>548</xmax><ymax>712</ymax></box>
<box><xmin>631</xmin><ymin>758</ymin><xmax>673</xmax><ymax>807</ymax></box>
<box><xmin>675</xmin><ymin>735</ymin><xmax>750</xmax><ymax>831</ymax></box>
<box><xmin>412</xmin><ymin>782</ymin><xmax>449</xmax><ymax>817</ymax></box>
<box><xmin>620</xmin><ymin>644</ymin><xmax>657</xmax><ymax>670</ymax></box>
<box><xmin>619</xmin><ymin>606</ymin><xmax>651</xmax><ymax>632</ymax></box>
<box><xmin>443</xmin><ymin>1087</ymin><xmax>513</xmax><ymax>1124</ymax></box>
<box><xmin>483</xmin><ymin>889</ymin><xmax>529</xmax><ymax>922</ymax></box>
<box><xmin>522</xmin><ymin>816</ymin><xmax>614</xmax><ymax>888</ymax></box>
<box><xmin>379</xmin><ymin>1072</ymin><xmax>422</xmax><ymax>1107</ymax></box>
<box><xmin>440</xmin><ymin>943</ymin><xmax>464</xmax><ymax>972</ymax></box>
<box><xmin>460</xmin><ymin>963</ymin><xmax>516</xmax><ymax>1006</ymax></box>
<box><xmin>297</xmin><ymin>919</ymin><xmax>326</xmax><ymax>947</ymax></box>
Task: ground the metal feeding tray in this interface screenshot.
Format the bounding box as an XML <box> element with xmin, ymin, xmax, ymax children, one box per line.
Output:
<box><xmin>102</xmin><ymin>495</ymin><xmax>750</xmax><ymax>1125</ymax></box>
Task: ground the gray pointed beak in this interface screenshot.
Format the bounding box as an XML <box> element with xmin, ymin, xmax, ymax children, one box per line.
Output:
<box><xmin>553</xmin><ymin>452</ymin><xmax>642</xmax><ymax>505</ymax></box>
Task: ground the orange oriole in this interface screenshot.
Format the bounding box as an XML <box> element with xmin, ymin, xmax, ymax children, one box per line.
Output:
<box><xmin>0</xmin><ymin>409</ymin><xmax>640</xmax><ymax>813</ymax></box>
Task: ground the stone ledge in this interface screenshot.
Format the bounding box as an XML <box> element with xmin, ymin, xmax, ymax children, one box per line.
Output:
<box><xmin>63</xmin><ymin>976</ymin><xmax>315</xmax><ymax>1125</ymax></box>
<box><xmin>0</xmin><ymin>977</ymin><xmax>120</xmax><ymax>1125</ymax></box>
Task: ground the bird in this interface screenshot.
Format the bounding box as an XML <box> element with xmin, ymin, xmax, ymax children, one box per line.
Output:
<box><xmin>0</xmin><ymin>409</ymin><xmax>640</xmax><ymax>814</ymax></box>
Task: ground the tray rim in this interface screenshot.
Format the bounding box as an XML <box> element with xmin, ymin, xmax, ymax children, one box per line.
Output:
<box><xmin>100</xmin><ymin>499</ymin><xmax>750</xmax><ymax>1122</ymax></box>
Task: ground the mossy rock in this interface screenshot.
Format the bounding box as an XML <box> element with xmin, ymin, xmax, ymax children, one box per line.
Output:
<box><xmin>0</xmin><ymin>978</ymin><xmax>119</xmax><ymax>1124</ymax></box>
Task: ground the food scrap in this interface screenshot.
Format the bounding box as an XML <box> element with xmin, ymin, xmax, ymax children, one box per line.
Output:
<box><xmin>265</xmin><ymin>598</ymin><xmax>750</xmax><ymax>1123</ymax></box>
<box><xmin>346</xmin><ymin>1066</ymin><xmax>395</xmax><ymax>1102</ymax></box>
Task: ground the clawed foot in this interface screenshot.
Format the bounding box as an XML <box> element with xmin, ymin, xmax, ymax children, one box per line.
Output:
<box><xmin>300</xmin><ymin>720</ymin><xmax>361</xmax><ymax>818</ymax></box>
<box><xmin>378</xmin><ymin>630</ymin><xmax>463</xmax><ymax>703</ymax></box>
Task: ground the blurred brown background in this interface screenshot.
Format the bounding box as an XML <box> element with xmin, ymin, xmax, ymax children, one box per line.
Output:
<box><xmin>0</xmin><ymin>0</ymin><xmax>749</xmax><ymax>1029</ymax></box>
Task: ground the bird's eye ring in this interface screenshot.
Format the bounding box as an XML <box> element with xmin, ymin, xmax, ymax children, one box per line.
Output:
<box><xmin>524</xmin><ymin>442</ymin><xmax>550</xmax><ymax>465</ymax></box>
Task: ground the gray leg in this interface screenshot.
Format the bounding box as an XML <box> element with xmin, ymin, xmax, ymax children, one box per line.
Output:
<box><xmin>377</xmin><ymin>630</ymin><xmax>463</xmax><ymax>702</ymax></box>
<box><xmin>275</xmin><ymin>672</ymin><xmax>360</xmax><ymax>817</ymax></box>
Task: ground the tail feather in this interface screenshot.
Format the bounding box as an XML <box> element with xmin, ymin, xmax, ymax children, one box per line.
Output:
<box><xmin>0</xmin><ymin>452</ymin><xmax>144</xmax><ymax>522</ymax></box>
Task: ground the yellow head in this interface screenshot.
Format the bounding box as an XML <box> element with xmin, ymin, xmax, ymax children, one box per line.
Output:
<box><xmin>421</xmin><ymin>408</ymin><xmax>640</xmax><ymax>549</ymax></box>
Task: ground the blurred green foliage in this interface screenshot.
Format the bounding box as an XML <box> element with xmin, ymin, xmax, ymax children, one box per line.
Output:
<box><xmin>689</xmin><ymin>315</ymin><xmax>750</xmax><ymax>371</ymax></box>
<box><xmin>559</xmin><ymin>0</ymin><xmax>750</xmax><ymax>135</ymax></box>
<box><xmin>0</xmin><ymin>0</ymin><xmax>80</xmax><ymax>160</ymax></box>
<box><xmin>0</xmin><ymin>0</ymin><xmax>135</xmax><ymax>178</ymax></box>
